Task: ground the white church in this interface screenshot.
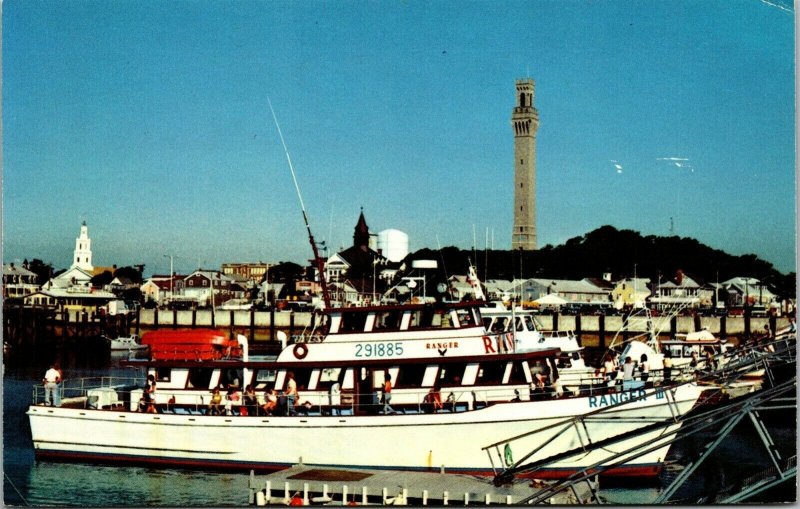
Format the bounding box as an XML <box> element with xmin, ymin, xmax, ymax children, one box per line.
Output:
<box><xmin>25</xmin><ymin>222</ymin><xmax>116</xmax><ymax>311</ymax></box>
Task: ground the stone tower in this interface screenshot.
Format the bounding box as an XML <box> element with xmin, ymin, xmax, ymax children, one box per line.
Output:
<box><xmin>511</xmin><ymin>78</ymin><xmax>539</xmax><ymax>250</ymax></box>
<box><xmin>72</xmin><ymin>221</ymin><xmax>94</xmax><ymax>271</ymax></box>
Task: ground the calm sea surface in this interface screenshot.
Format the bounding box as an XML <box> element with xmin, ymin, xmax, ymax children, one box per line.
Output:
<box><xmin>3</xmin><ymin>354</ymin><xmax>795</xmax><ymax>506</ymax></box>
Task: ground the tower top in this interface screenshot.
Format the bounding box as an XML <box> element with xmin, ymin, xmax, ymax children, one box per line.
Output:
<box><xmin>353</xmin><ymin>209</ymin><xmax>370</xmax><ymax>249</ymax></box>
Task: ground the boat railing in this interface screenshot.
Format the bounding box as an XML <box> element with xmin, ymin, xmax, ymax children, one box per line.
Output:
<box><xmin>539</xmin><ymin>329</ymin><xmax>577</xmax><ymax>340</ymax></box>
<box><xmin>31</xmin><ymin>376</ymin><xmax>145</xmax><ymax>407</ymax></box>
<box><xmin>292</xmin><ymin>334</ymin><xmax>326</xmax><ymax>344</ymax></box>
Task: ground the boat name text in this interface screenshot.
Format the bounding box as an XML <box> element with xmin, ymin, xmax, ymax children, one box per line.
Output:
<box><xmin>588</xmin><ymin>389</ymin><xmax>658</xmax><ymax>408</ymax></box>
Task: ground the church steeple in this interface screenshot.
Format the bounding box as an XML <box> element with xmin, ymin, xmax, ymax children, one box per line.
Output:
<box><xmin>71</xmin><ymin>221</ymin><xmax>94</xmax><ymax>271</ymax></box>
<box><xmin>353</xmin><ymin>208</ymin><xmax>370</xmax><ymax>250</ymax></box>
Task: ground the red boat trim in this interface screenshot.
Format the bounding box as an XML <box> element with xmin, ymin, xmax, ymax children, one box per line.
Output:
<box><xmin>32</xmin><ymin>449</ymin><xmax>662</xmax><ymax>478</ymax></box>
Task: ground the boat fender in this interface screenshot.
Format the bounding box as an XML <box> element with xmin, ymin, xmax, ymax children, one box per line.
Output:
<box><xmin>293</xmin><ymin>343</ymin><xmax>309</xmax><ymax>360</ymax></box>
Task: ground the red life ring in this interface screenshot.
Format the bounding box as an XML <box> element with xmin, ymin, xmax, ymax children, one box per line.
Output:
<box><xmin>293</xmin><ymin>343</ymin><xmax>309</xmax><ymax>360</ymax></box>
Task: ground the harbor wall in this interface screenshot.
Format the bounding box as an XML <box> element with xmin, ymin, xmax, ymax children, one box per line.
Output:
<box><xmin>4</xmin><ymin>304</ymin><xmax>788</xmax><ymax>358</ymax></box>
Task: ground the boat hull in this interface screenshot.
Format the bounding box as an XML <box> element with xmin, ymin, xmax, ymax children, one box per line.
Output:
<box><xmin>28</xmin><ymin>384</ymin><xmax>701</xmax><ymax>479</ymax></box>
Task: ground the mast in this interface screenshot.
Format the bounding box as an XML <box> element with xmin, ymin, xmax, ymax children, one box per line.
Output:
<box><xmin>268</xmin><ymin>99</ymin><xmax>332</xmax><ymax>308</ymax></box>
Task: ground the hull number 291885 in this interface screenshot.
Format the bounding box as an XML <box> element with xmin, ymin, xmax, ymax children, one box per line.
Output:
<box><xmin>354</xmin><ymin>342</ymin><xmax>404</xmax><ymax>358</ymax></box>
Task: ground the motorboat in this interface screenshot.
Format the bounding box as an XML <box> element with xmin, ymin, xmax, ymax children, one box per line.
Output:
<box><xmin>103</xmin><ymin>334</ymin><xmax>147</xmax><ymax>352</ymax></box>
<box><xmin>29</xmin><ymin>299</ymin><xmax>705</xmax><ymax>479</ymax></box>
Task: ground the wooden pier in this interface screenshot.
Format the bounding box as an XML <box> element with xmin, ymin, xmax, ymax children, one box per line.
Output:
<box><xmin>247</xmin><ymin>464</ymin><xmax>597</xmax><ymax>505</ymax></box>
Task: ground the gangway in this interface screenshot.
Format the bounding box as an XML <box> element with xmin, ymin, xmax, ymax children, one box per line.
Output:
<box><xmin>485</xmin><ymin>334</ymin><xmax>795</xmax><ymax>504</ymax></box>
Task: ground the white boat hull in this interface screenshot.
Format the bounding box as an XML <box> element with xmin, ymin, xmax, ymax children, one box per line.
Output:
<box><xmin>28</xmin><ymin>384</ymin><xmax>702</xmax><ymax>478</ymax></box>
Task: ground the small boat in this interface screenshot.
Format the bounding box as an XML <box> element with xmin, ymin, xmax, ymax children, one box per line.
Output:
<box><xmin>103</xmin><ymin>334</ymin><xmax>147</xmax><ymax>351</ymax></box>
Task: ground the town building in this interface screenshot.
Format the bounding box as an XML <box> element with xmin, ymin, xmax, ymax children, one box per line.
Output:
<box><xmin>611</xmin><ymin>278</ymin><xmax>652</xmax><ymax>309</ymax></box>
<box><xmin>511</xmin><ymin>278</ymin><xmax>612</xmax><ymax>307</ymax></box>
<box><xmin>141</xmin><ymin>275</ymin><xmax>186</xmax><ymax>306</ymax></box>
<box><xmin>183</xmin><ymin>270</ymin><xmax>244</xmax><ymax>308</ymax></box>
<box><xmin>650</xmin><ymin>272</ymin><xmax>706</xmax><ymax>310</ymax></box>
<box><xmin>221</xmin><ymin>263</ymin><xmax>270</xmax><ymax>284</ymax></box>
<box><xmin>23</xmin><ymin>287</ymin><xmax>116</xmax><ymax>312</ymax></box>
<box><xmin>3</xmin><ymin>262</ymin><xmax>40</xmax><ymax>300</ymax></box>
<box><xmin>721</xmin><ymin>277</ymin><xmax>777</xmax><ymax>307</ymax></box>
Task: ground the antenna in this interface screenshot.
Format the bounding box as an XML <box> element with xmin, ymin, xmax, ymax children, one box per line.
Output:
<box><xmin>268</xmin><ymin>98</ymin><xmax>331</xmax><ymax>308</ymax></box>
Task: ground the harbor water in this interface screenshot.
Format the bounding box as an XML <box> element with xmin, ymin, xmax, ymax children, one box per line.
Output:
<box><xmin>3</xmin><ymin>350</ymin><xmax>795</xmax><ymax>506</ymax></box>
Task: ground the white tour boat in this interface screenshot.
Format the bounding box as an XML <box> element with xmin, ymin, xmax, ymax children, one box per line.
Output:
<box><xmin>29</xmin><ymin>300</ymin><xmax>705</xmax><ymax>479</ymax></box>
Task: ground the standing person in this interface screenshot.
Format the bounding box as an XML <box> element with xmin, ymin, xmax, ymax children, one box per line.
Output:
<box><xmin>42</xmin><ymin>364</ymin><xmax>62</xmax><ymax>407</ymax></box>
<box><xmin>639</xmin><ymin>354</ymin><xmax>650</xmax><ymax>383</ymax></box>
<box><xmin>284</xmin><ymin>372</ymin><xmax>298</xmax><ymax>416</ymax></box>
<box><xmin>382</xmin><ymin>373</ymin><xmax>395</xmax><ymax>414</ymax></box>
<box><xmin>663</xmin><ymin>350</ymin><xmax>673</xmax><ymax>384</ymax></box>
<box><xmin>622</xmin><ymin>356</ymin><xmax>635</xmax><ymax>381</ymax></box>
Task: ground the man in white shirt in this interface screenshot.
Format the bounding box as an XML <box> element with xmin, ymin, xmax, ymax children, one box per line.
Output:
<box><xmin>42</xmin><ymin>363</ymin><xmax>61</xmax><ymax>406</ymax></box>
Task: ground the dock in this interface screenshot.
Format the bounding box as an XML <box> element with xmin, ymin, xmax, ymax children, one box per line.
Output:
<box><xmin>247</xmin><ymin>465</ymin><xmax>597</xmax><ymax>505</ymax></box>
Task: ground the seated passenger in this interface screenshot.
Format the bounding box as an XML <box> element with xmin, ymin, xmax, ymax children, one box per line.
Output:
<box><xmin>225</xmin><ymin>386</ymin><xmax>241</xmax><ymax>415</ymax></box>
<box><xmin>423</xmin><ymin>385</ymin><xmax>443</xmax><ymax>413</ymax></box>
<box><xmin>261</xmin><ymin>389</ymin><xmax>278</xmax><ymax>415</ymax></box>
<box><xmin>208</xmin><ymin>387</ymin><xmax>223</xmax><ymax>415</ymax></box>
<box><xmin>242</xmin><ymin>385</ymin><xmax>258</xmax><ymax>416</ymax></box>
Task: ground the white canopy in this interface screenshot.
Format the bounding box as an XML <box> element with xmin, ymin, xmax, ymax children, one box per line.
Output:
<box><xmin>534</xmin><ymin>293</ymin><xmax>568</xmax><ymax>305</ymax></box>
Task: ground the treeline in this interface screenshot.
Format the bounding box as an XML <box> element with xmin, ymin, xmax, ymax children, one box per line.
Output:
<box><xmin>405</xmin><ymin>225</ymin><xmax>796</xmax><ymax>299</ymax></box>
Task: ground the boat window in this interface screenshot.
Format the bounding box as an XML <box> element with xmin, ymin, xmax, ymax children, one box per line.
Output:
<box><xmin>457</xmin><ymin>310</ymin><xmax>476</xmax><ymax>327</ymax></box>
<box><xmin>316</xmin><ymin>368</ymin><xmax>344</xmax><ymax>391</ymax></box>
<box><xmin>557</xmin><ymin>353</ymin><xmax>572</xmax><ymax>369</ymax></box>
<box><xmin>186</xmin><ymin>368</ymin><xmax>214</xmax><ymax>389</ymax></box>
<box><xmin>437</xmin><ymin>363</ymin><xmax>467</xmax><ymax>386</ymax></box>
<box><xmin>475</xmin><ymin>362</ymin><xmax>506</xmax><ymax>385</ymax></box>
<box><xmin>374</xmin><ymin>310</ymin><xmax>402</xmax><ymax>330</ymax></box>
<box><xmin>219</xmin><ymin>368</ymin><xmax>243</xmax><ymax>389</ymax></box>
<box><xmin>482</xmin><ymin>317</ymin><xmax>493</xmax><ymax>330</ymax></box>
<box><xmin>253</xmin><ymin>369</ymin><xmax>277</xmax><ymax>390</ymax></box>
<box><xmin>491</xmin><ymin>317</ymin><xmax>508</xmax><ymax>333</ymax></box>
<box><xmin>156</xmin><ymin>367</ymin><xmax>171</xmax><ymax>383</ymax></box>
<box><xmin>507</xmin><ymin>362</ymin><xmax>528</xmax><ymax>384</ymax></box>
<box><xmin>523</xmin><ymin>316</ymin><xmax>536</xmax><ymax>331</ymax></box>
<box><xmin>284</xmin><ymin>369</ymin><xmax>313</xmax><ymax>392</ymax></box>
<box><xmin>514</xmin><ymin>317</ymin><xmax>525</xmax><ymax>332</ymax></box>
<box><xmin>340</xmin><ymin>311</ymin><xmax>368</xmax><ymax>333</ymax></box>
<box><xmin>395</xmin><ymin>364</ymin><xmax>428</xmax><ymax>388</ymax></box>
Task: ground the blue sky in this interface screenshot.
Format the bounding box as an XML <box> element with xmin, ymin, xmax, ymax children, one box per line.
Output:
<box><xmin>3</xmin><ymin>0</ymin><xmax>796</xmax><ymax>276</ymax></box>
